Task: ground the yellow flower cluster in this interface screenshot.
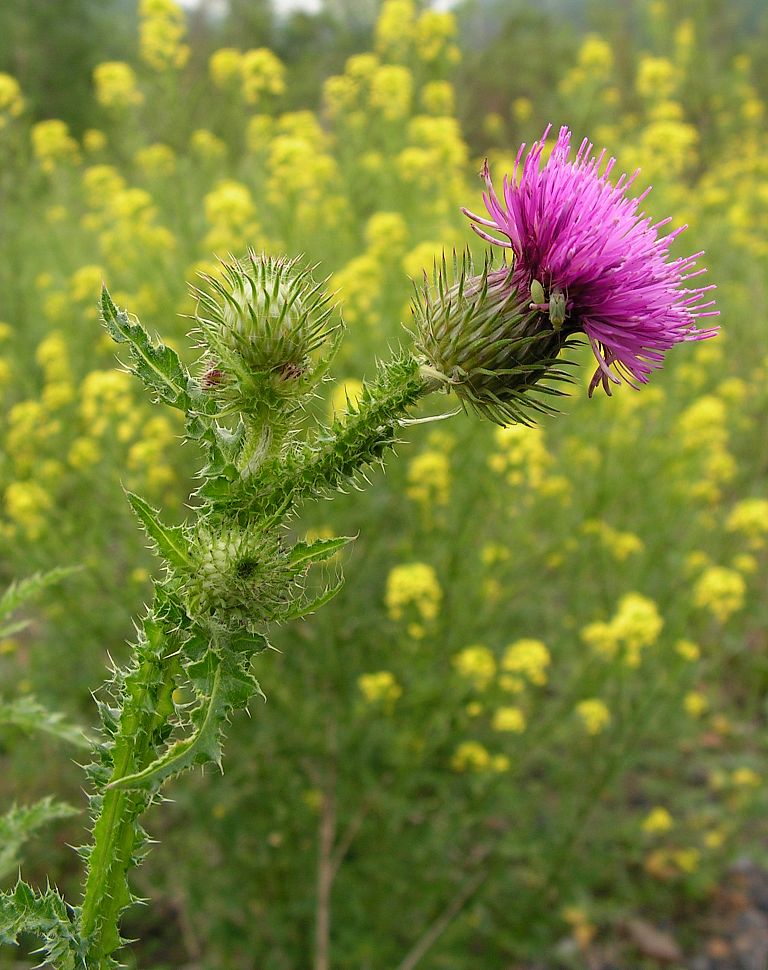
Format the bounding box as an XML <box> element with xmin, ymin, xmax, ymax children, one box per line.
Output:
<box><xmin>414</xmin><ymin>11</ymin><xmax>460</xmax><ymax>66</ymax></box>
<box><xmin>450</xmin><ymin>740</ymin><xmax>509</xmax><ymax>774</ymax></box>
<box><xmin>489</xmin><ymin>425</ymin><xmax>551</xmax><ymax>490</ymax></box>
<box><xmin>406</xmin><ymin>450</ymin><xmax>451</xmax><ymax>513</ymax></box>
<box><xmin>93</xmin><ymin>62</ymin><xmax>144</xmax><ymax>110</ymax></box>
<box><xmin>358</xmin><ymin>670</ymin><xmax>402</xmax><ymax>708</ymax></box>
<box><xmin>575</xmin><ymin>699</ymin><xmax>611</xmax><ymax>736</ymax></box>
<box><xmin>370</xmin><ymin>65</ymin><xmax>413</xmax><ymax>122</ymax></box>
<box><xmin>241</xmin><ymin>48</ymin><xmax>286</xmax><ymax>105</ymax></box>
<box><xmin>558</xmin><ymin>34</ymin><xmax>614</xmax><ymax>100</ymax></box>
<box><xmin>375</xmin><ymin>0</ymin><xmax>416</xmax><ymax>62</ymax></box>
<box><xmin>139</xmin><ymin>0</ymin><xmax>189</xmax><ymax>72</ymax></box>
<box><xmin>190</xmin><ymin>128</ymin><xmax>227</xmax><ymax>163</ymax></box>
<box><xmin>501</xmin><ymin>639</ymin><xmax>550</xmax><ymax>686</ymax></box>
<box><xmin>4</xmin><ymin>481</ymin><xmax>52</xmax><ymax>540</ymax></box>
<box><xmin>727</xmin><ymin>498</ymin><xmax>768</xmax><ymax>549</ymax></box>
<box><xmin>692</xmin><ymin>565</ymin><xmax>746</xmax><ymax>623</ymax></box>
<box><xmin>635</xmin><ymin>55</ymin><xmax>680</xmax><ymax>102</ymax></box>
<box><xmin>135</xmin><ymin>143</ymin><xmax>176</xmax><ymax>178</ymax></box>
<box><xmin>642</xmin><ymin>806</ymin><xmax>674</xmax><ymax>834</ymax></box>
<box><xmin>203</xmin><ymin>179</ymin><xmax>258</xmax><ymax>254</ymax></box>
<box><xmin>582</xmin><ymin>519</ymin><xmax>644</xmax><ymax>562</ymax></box>
<box><xmin>581</xmin><ymin>592</ymin><xmax>663</xmax><ymax>667</ymax></box>
<box><xmin>452</xmin><ymin>644</ymin><xmax>496</xmax><ymax>691</ymax></box>
<box><xmin>385</xmin><ymin>562</ymin><xmax>442</xmax><ymax>638</ymax></box>
<box><xmin>333</xmin><ymin>256</ymin><xmax>382</xmax><ymax>327</ymax></box>
<box><xmin>0</xmin><ymin>73</ymin><xmax>24</xmax><ymax>128</ymax></box>
<box><xmin>32</xmin><ymin>120</ymin><xmax>80</xmax><ymax>172</ymax></box>
<box><xmin>492</xmin><ymin>706</ymin><xmax>526</xmax><ymax>734</ymax></box>
<box><xmin>209</xmin><ymin>48</ymin><xmax>243</xmax><ymax>89</ymax></box>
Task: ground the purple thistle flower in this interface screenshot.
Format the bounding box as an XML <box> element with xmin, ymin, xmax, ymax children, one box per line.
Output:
<box><xmin>463</xmin><ymin>124</ymin><xmax>719</xmax><ymax>396</ymax></box>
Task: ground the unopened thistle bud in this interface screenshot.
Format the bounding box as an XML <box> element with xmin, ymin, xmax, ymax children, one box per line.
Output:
<box><xmin>181</xmin><ymin>525</ymin><xmax>297</xmax><ymax>631</ymax></box>
<box><xmin>193</xmin><ymin>250</ymin><xmax>338</xmax><ymax>413</ymax></box>
<box><xmin>412</xmin><ymin>251</ymin><xmax>573</xmax><ymax>425</ymax></box>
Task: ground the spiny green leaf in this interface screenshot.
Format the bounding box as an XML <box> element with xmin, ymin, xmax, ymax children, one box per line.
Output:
<box><xmin>0</xmin><ymin>879</ymin><xmax>81</xmax><ymax>967</ymax></box>
<box><xmin>108</xmin><ymin>650</ymin><xmax>262</xmax><ymax>792</ymax></box>
<box><xmin>0</xmin><ymin>567</ymin><xmax>79</xmax><ymax>622</ymax></box>
<box><xmin>125</xmin><ymin>490</ymin><xmax>190</xmax><ymax>570</ymax></box>
<box><xmin>0</xmin><ymin>695</ymin><xmax>90</xmax><ymax>748</ymax></box>
<box><xmin>280</xmin><ymin>577</ymin><xmax>345</xmax><ymax>622</ymax></box>
<box><xmin>289</xmin><ymin>535</ymin><xmax>355</xmax><ymax>567</ymax></box>
<box><xmin>0</xmin><ymin>797</ymin><xmax>79</xmax><ymax>881</ymax></box>
<box><xmin>101</xmin><ymin>285</ymin><xmax>193</xmax><ymax>411</ymax></box>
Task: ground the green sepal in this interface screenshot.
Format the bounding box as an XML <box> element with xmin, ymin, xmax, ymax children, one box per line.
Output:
<box><xmin>100</xmin><ymin>286</ymin><xmax>193</xmax><ymax>412</ymax></box>
<box><xmin>124</xmin><ymin>490</ymin><xmax>190</xmax><ymax>570</ymax></box>
<box><xmin>289</xmin><ymin>535</ymin><xmax>355</xmax><ymax>568</ymax></box>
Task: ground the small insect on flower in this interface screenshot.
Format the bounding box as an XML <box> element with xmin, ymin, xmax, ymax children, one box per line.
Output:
<box><xmin>463</xmin><ymin>124</ymin><xmax>719</xmax><ymax>397</ymax></box>
<box><xmin>529</xmin><ymin>279</ymin><xmax>567</xmax><ymax>332</ymax></box>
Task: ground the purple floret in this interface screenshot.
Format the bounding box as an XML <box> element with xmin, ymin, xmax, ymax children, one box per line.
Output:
<box><xmin>463</xmin><ymin>125</ymin><xmax>719</xmax><ymax>395</ymax></box>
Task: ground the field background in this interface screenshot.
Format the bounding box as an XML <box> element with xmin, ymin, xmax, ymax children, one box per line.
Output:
<box><xmin>1</xmin><ymin>0</ymin><xmax>768</xmax><ymax>966</ymax></box>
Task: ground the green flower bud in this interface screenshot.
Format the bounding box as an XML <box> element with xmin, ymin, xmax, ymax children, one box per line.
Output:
<box><xmin>182</xmin><ymin>525</ymin><xmax>296</xmax><ymax>631</ymax></box>
<box><xmin>193</xmin><ymin>251</ymin><xmax>338</xmax><ymax>414</ymax></box>
<box><xmin>412</xmin><ymin>252</ymin><xmax>574</xmax><ymax>425</ymax></box>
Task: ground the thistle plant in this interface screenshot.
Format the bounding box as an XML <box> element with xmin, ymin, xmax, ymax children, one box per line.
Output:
<box><xmin>0</xmin><ymin>126</ymin><xmax>717</xmax><ymax>967</ymax></box>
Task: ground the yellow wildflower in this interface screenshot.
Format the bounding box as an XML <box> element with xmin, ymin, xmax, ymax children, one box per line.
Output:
<box><xmin>5</xmin><ymin>481</ymin><xmax>52</xmax><ymax>540</ymax></box>
<box><xmin>32</xmin><ymin>119</ymin><xmax>80</xmax><ymax>171</ymax></box>
<box><xmin>0</xmin><ymin>73</ymin><xmax>24</xmax><ymax>123</ymax></box>
<box><xmin>451</xmin><ymin>740</ymin><xmax>491</xmax><ymax>773</ymax></box>
<box><xmin>370</xmin><ymin>65</ymin><xmax>413</xmax><ymax>121</ymax></box>
<box><xmin>727</xmin><ymin>498</ymin><xmax>768</xmax><ymax>549</ymax></box>
<box><xmin>83</xmin><ymin>129</ymin><xmax>107</xmax><ymax>153</ymax></box>
<box><xmin>385</xmin><ymin>562</ymin><xmax>442</xmax><ymax>628</ymax></box>
<box><xmin>209</xmin><ymin>48</ymin><xmax>242</xmax><ymax>88</ymax></box>
<box><xmin>675</xmin><ymin>639</ymin><xmax>701</xmax><ymax>662</ymax></box>
<box><xmin>358</xmin><ymin>670</ymin><xmax>402</xmax><ymax>706</ymax></box>
<box><xmin>241</xmin><ymin>48</ymin><xmax>286</xmax><ymax>105</ymax></box>
<box><xmin>375</xmin><ymin>0</ymin><xmax>416</xmax><ymax>61</ymax></box>
<box><xmin>683</xmin><ymin>691</ymin><xmax>708</xmax><ymax>718</ymax></box>
<box><xmin>420</xmin><ymin>81</ymin><xmax>455</xmax><ymax>116</ymax></box>
<box><xmin>731</xmin><ymin>767</ymin><xmax>760</xmax><ymax>788</ymax></box>
<box><xmin>93</xmin><ymin>62</ymin><xmax>143</xmax><ymax>110</ymax></box>
<box><xmin>581</xmin><ymin>621</ymin><xmax>619</xmax><ymax>660</ymax></box>
<box><xmin>135</xmin><ymin>143</ymin><xmax>176</xmax><ymax>178</ymax></box>
<box><xmin>501</xmin><ymin>639</ymin><xmax>550</xmax><ymax>686</ymax></box>
<box><xmin>692</xmin><ymin>566</ymin><xmax>746</xmax><ymax>622</ymax></box>
<box><xmin>139</xmin><ymin>0</ymin><xmax>189</xmax><ymax>72</ymax></box>
<box><xmin>492</xmin><ymin>706</ymin><xmax>526</xmax><ymax>733</ymax></box>
<box><xmin>575</xmin><ymin>699</ymin><xmax>611</xmax><ymax>735</ymax></box>
<box><xmin>364</xmin><ymin>211</ymin><xmax>408</xmax><ymax>260</ymax></box>
<box><xmin>642</xmin><ymin>807</ymin><xmax>674</xmax><ymax>834</ymax></box>
<box><xmin>452</xmin><ymin>645</ymin><xmax>496</xmax><ymax>691</ymax></box>
<box><xmin>406</xmin><ymin>450</ymin><xmax>450</xmax><ymax>511</ymax></box>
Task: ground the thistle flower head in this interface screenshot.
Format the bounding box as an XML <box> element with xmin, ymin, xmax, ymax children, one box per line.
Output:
<box><xmin>413</xmin><ymin>251</ymin><xmax>574</xmax><ymax>425</ymax></box>
<box><xmin>193</xmin><ymin>250</ymin><xmax>338</xmax><ymax>412</ymax></box>
<box><xmin>463</xmin><ymin>124</ymin><xmax>718</xmax><ymax>396</ymax></box>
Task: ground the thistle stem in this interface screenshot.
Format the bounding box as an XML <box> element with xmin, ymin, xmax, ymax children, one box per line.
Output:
<box><xmin>79</xmin><ymin>612</ymin><xmax>180</xmax><ymax>965</ymax></box>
